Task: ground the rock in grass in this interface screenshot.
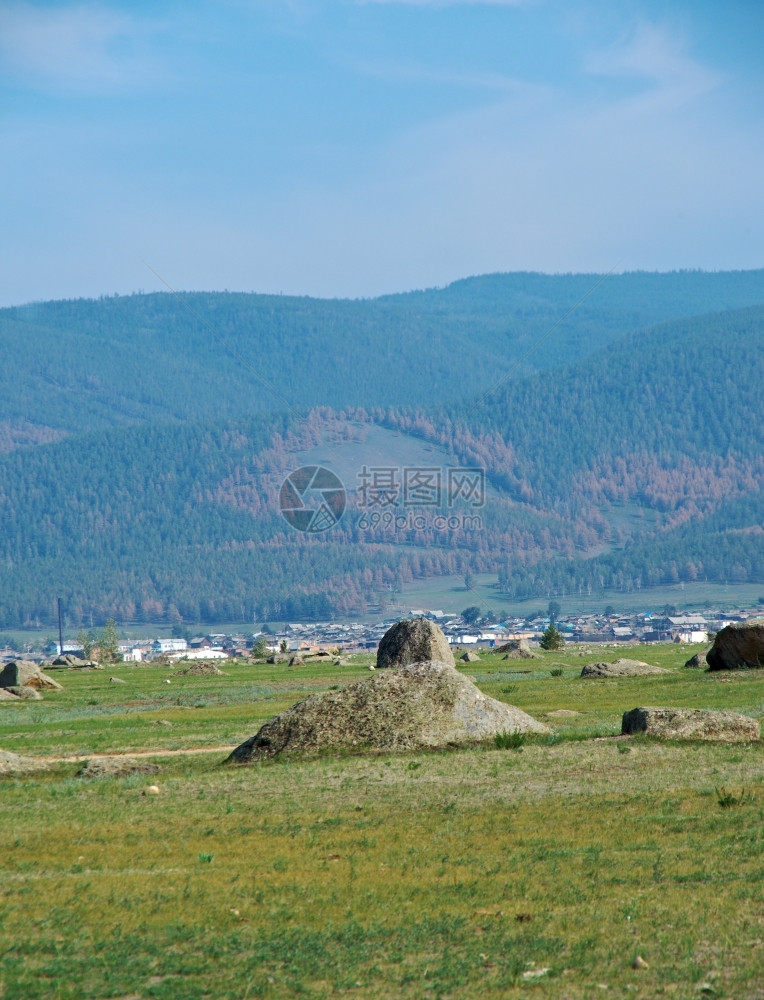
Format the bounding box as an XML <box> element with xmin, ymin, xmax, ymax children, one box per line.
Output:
<box><xmin>622</xmin><ymin>706</ymin><xmax>759</xmax><ymax>742</ymax></box>
<box><xmin>0</xmin><ymin>661</ymin><xmax>63</xmax><ymax>691</ymax></box>
<box><xmin>0</xmin><ymin>688</ymin><xmax>20</xmax><ymax>700</ymax></box>
<box><xmin>109</xmin><ymin>676</ymin><xmax>126</xmax><ymax>684</ymax></box>
<box><xmin>376</xmin><ymin>618</ymin><xmax>454</xmax><ymax>670</ymax></box>
<box><xmin>77</xmin><ymin>757</ymin><xmax>160</xmax><ymax>779</ymax></box>
<box><xmin>0</xmin><ymin>750</ymin><xmax>48</xmax><ymax>774</ymax></box>
<box><xmin>581</xmin><ymin>658</ymin><xmax>670</xmax><ymax>678</ymax></box>
<box><xmin>707</xmin><ymin>619</ymin><xmax>764</xmax><ymax>671</ymax></box>
<box><xmin>7</xmin><ymin>686</ymin><xmax>43</xmax><ymax>700</ymax></box>
<box><xmin>684</xmin><ymin>650</ymin><xmax>708</xmax><ymax>668</ymax></box>
<box><xmin>48</xmin><ymin>654</ymin><xmax>102</xmax><ymax>670</ymax></box>
<box><xmin>172</xmin><ymin>662</ymin><xmax>225</xmax><ymax>676</ymax></box>
<box><xmin>459</xmin><ymin>651</ymin><xmax>480</xmax><ymax>662</ymax></box>
<box><xmin>496</xmin><ymin>639</ymin><xmax>540</xmax><ymax>660</ymax></box>
<box><xmin>227</xmin><ymin>659</ymin><xmax>550</xmax><ymax>762</ymax></box>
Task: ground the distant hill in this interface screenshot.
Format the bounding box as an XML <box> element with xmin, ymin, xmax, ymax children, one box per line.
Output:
<box><xmin>1</xmin><ymin>269</ymin><xmax>762</xmax><ymax>442</ymax></box>
<box><xmin>1</xmin><ymin>272</ymin><xmax>762</xmax><ymax>628</ymax></box>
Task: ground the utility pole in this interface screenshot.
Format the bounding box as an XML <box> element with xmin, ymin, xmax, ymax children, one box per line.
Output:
<box><xmin>57</xmin><ymin>597</ymin><xmax>64</xmax><ymax>656</ymax></box>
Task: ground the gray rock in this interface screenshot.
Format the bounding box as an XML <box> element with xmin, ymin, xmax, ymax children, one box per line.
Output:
<box><xmin>288</xmin><ymin>655</ymin><xmax>305</xmax><ymax>666</ymax></box>
<box><xmin>48</xmin><ymin>654</ymin><xmax>102</xmax><ymax>669</ymax></box>
<box><xmin>707</xmin><ymin>619</ymin><xmax>764</xmax><ymax>671</ymax></box>
<box><xmin>77</xmin><ymin>757</ymin><xmax>160</xmax><ymax>779</ymax></box>
<box><xmin>496</xmin><ymin>639</ymin><xmax>540</xmax><ymax>660</ymax></box>
<box><xmin>109</xmin><ymin>676</ymin><xmax>127</xmax><ymax>684</ymax></box>
<box><xmin>622</xmin><ymin>706</ymin><xmax>759</xmax><ymax>742</ymax></box>
<box><xmin>0</xmin><ymin>688</ymin><xmax>19</xmax><ymax>700</ymax></box>
<box><xmin>459</xmin><ymin>651</ymin><xmax>480</xmax><ymax>662</ymax></box>
<box><xmin>684</xmin><ymin>650</ymin><xmax>708</xmax><ymax>668</ymax></box>
<box><xmin>0</xmin><ymin>750</ymin><xmax>48</xmax><ymax>774</ymax></box>
<box><xmin>581</xmin><ymin>658</ymin><xmax>671</xmax><ymax>678</ymax></box>
<box><xmin>227</xmin><ymin>659</ymin><xmax>550</xmax><ymax>762</ymax></box>
<box><xmin>172</xmin><ymin>662</ymin><xmax>225</xmax><ymax>676</ymax></box>
<box><xmin>7</xmin><ymin>686</ymin><xmax>43</xmax><ymax>700</ymax></box>
<box><xmin>266</xmin><ymin>653</ymin><xmax>291</xmax><ymax>664</ymax></box>
<box><xmin>376</xmin><ymin>618</ymin><xmax>454</xmax><ymax>669</ymax></box>
<box><xmin>0</xmin><ymin>661</ymin><xmax>63</xmax><ymax>690</ymax></box>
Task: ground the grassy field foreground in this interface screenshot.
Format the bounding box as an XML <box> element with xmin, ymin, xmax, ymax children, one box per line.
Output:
<box><xmin>2</xmin><ymin>645</ymin><xmax>764</xmax><ymax>999</ymax></box>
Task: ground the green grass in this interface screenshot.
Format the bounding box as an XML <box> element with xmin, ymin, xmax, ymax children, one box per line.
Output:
<box><xmin>2</xmin><ymin>645</ymin><xmax>764</xmax><ymax>998</ymax></box>
<box><xmin>395</xmin><ymin>573</ymin><xmax>764</xmax><ymax>617</ymax></box>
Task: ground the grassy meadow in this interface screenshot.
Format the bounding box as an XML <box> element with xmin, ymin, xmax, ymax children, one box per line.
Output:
<box><xmin>2</xmin><ymin>644</ymin><xmax>764</xmax><ymax>999</ymax></box>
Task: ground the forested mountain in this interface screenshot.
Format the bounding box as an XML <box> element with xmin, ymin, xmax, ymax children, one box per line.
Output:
<box><xmin>1</xmin><ymin>283</ymin><xmax>763</xmax><ymax>628</ymax></box>
<box><xmin>1</xmin><ymin>269</ymin><xmax>762</xmax><ymax>442</ymax></box>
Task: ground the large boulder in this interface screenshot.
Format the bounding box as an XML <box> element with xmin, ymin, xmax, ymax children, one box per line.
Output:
<box><xmin>376</xmin><ymin>618</ymin><xmax>454</xmax><ymax>669</ymax></box>
<box><xmin>227</xmin><ymin>659</ymin><xmax>550</xmax><ymax>762</ymax></box>
<box><xmin>622</xmin><ymin>706</ymin><xmax>759</xmax><ymax>742</ymax></box>
<box><xmin>496</xmin><ymin>639</ymin><xmax>540</xmax><ymax>660</ymax></box>
<box><xmin>581</xmin><ymin>658</ymin><xmax>670</xmax><ymax>678</ymax></box>
<box><xmin>0</xmin><ymin>661</ymin><xmax>63</xmax><ymax>690</ymax></box>
<box><xmin>707</xmin><ymin>620</ymin><xmax>764</xmax><ymax>671</ymax></box>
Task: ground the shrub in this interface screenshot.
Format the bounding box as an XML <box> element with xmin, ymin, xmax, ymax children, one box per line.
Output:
<box><xmin>494</xmin><ymin>731</ymin><xmax>525</xmax><ymax>751</ymax></box>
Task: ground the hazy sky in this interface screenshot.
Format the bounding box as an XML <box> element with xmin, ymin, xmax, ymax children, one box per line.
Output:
<box><xmin>2</xmin><ymin>0</ymin><xmax>763</xmax><ymax>305</ymax></box>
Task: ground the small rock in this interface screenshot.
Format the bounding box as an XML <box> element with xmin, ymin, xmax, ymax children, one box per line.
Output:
<box><xmin>632</xmin><ymin>955</ymin><xmax>649</xmax><ymax>970</ymax></box>
<box><xmin>144</xmin><ymin>784</ymin><xmax>160</xmax><ymax>795</ymax></box>
<box><xmin>522</xmin><ymin>967</ymin><xmax>550</xmax><ymax>980</ymax></box>
<box><xmin>7</xmin><ymin>686</ymin><xmax>43</xmax><ymax>700</ymax></box>
<box><xmin>163</xmin><ymin>679</ymin><xmax>171</xmax><ymax>684</ymax></box>
<box><xmin>581</xmin><ymin>659</ymin><xmax>670</xmax><ymax>678</ymax></box>
<box><xmin>109</xmin><ymin>676</ymin><xmax>127</xmax><ymax>684</ymax></box>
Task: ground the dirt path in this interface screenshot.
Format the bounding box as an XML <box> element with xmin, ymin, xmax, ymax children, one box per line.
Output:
<box><xmin>37</xmin><ymin>745</ymin><xmax>237</xmax><ymax>764</ymax></box>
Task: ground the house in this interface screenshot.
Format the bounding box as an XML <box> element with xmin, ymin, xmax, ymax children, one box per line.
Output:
<box><xmin>152</xmin><ymin>638</ymin><xmax>188</xmax><ymax>654</ymax></box>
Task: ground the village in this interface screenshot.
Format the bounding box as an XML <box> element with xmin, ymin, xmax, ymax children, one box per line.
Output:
<box><xmin>5</xmin><ymin>603</ymin><xmax>759</xmax><ymax>666</ymax></box>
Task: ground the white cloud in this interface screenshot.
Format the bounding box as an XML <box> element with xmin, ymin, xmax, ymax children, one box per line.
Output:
<box><xmin>586</xmin><ymin>21</ymin><xmax>721</xmax><ymax>106</ymax></box>
<box><xmin>0</xmin><ymin>2</ymin><xmax>165</xmax><ymax>92</ymax></box>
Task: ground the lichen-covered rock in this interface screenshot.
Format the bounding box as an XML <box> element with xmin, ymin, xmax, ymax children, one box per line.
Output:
<box><xmin>0</xmin><ymin>661</ymin><xmax>63</xmax><ymax>690</ymax></box>
<box><xmin>376</xmin><ymin>618</ymin><xmax>454</xmax><ymax>669</ymax></box>
<box><xmin>48</xmin><ymin>654</ymin><xmax>102</xmax><ymax>669</ymax></box>
<box><xmin>707</xmin><ymin>620</ymin><xmax>764</xmax><ymax>671</ymax></box>
<box><xmin>227</xmin><ymin>659</ymin><xmax>549</xmax><ymax>762</ymax></box>
<box><xmin>581</xmin><ymin>659</ymin><xmax>670</xmax><ymax>678</ymax></box>
<box><xmin>496</xmin><ymin>639</ymin><xmax>540</xmax><ymax>660</ymax></box>
<box><xmin>622</xmin><ymin>706</ymin><xmax>759</xmax><ymax>742</ymax></box>
<box><xmin>684</xmin><ymin>650</ymin><xmax>708</xmax><ymax>668</ymax></box>
<box><xmin>173</xmin><ymin>662</ymin><xmax>225</xmax><ymax>676</ymax></box>
<box><xmin>76</xmin><ymin>757</ymin><xmax>161</xmax><ymax>779</ymax></box>
<box><xmin>7</xmin><ymin>686</ymin><xmax>43</xmax><ymax>700</ymax></box>
<box><xmin>0</xmin><ymin>750</ymin><xmax>48</xmax><ymax>774</ymax></box>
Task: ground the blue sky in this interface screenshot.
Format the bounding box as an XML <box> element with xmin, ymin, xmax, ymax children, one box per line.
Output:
<box><xmin>1</xmin><ymin>0</ymin><xmax>762</xmax><ymax>304</ymax></box>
